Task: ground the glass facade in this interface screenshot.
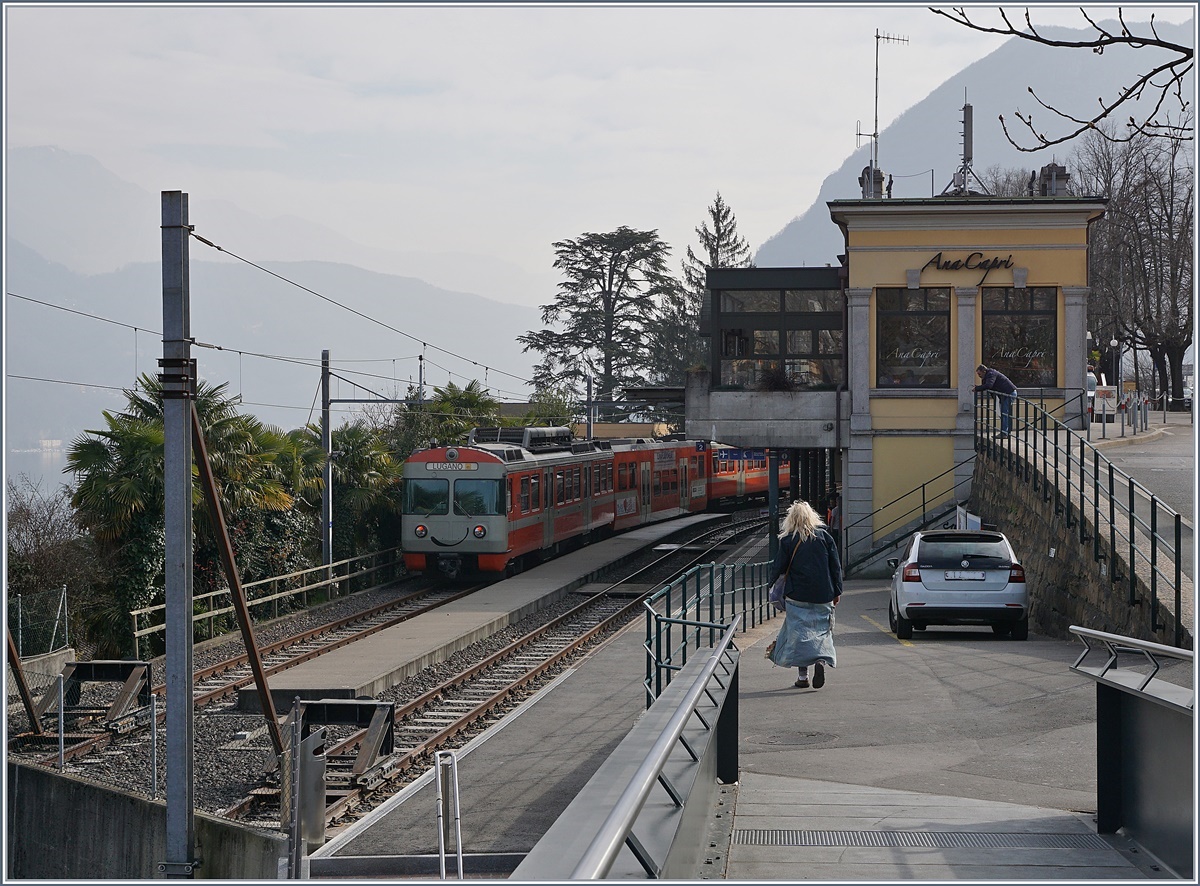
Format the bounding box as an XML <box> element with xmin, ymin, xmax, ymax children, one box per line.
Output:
<box><xmin>981</xmin><ymin>287</ymin><xmax>1058</xmax><ymax>387</ymax></box>
<box><xmin>876</xmin><ymin>287</ymin><xmax>951</xmax><ymax>388</ymax></box>
<box><xmin>715</xmin><ymin>287</ymin><xmax>844</xmax><ymax>390</ymax></box>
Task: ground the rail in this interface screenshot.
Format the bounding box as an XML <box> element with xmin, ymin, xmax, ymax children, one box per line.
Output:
<box><xmin>977</xmin><ymin>392</ymin><xmax>1189</xmax><ymax>648</ymax></box>
<box><xmin>129</xmin><ymin>548</ymin><xmax>402</xmax><ymax>656</ymax></box>
<box><xmin>571</xmin><ymin>617</ymin><xmax>741</xmax><ymax>880</ymax></box>
<box><xmin>1068</xmin><ymin>625</ymin><xmax>1193</xmax><ymax>878</ymax></box>
<box><xmin>643</xmin><ymin>563</ymin><xmax>776</xmax><ymax>706</ymax></box>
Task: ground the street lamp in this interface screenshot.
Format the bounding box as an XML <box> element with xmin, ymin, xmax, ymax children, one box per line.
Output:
<box><xmin>1110</xmin><ymin>337</ymin><xmax>1121</xmax><ymax>394</ymax></box>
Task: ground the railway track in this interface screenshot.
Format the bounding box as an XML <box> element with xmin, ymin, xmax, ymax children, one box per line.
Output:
<box><xmin>10</xmin><ymin>580</ymin><xmax>480</xmax><ymax>764</ymax></box>
<box><xmin>226</xmin><ymin>517</ymin><xmax>769</xmax><ymax>831</ymax></box>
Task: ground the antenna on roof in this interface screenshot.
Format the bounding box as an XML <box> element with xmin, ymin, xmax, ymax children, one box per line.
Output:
<box><xmin>941</xmin><ymin>95</ymin><xmax>991</xmax><ymax>196</ymax></box>
<box><xmin>859</xmin><ymin>29</ymin><xmax>908</xmax><ymax>199</ymax></box>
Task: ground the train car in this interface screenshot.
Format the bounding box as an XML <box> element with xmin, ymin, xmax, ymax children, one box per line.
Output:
<box><xmin>707</xmin><ymin>444</ymin><xmax>789</xmax><ymax>503</ymax></box>
<box><xmin>400</xmin><ymin>428</ymin><xmax>781</xmax><ymax>580</ymax></box>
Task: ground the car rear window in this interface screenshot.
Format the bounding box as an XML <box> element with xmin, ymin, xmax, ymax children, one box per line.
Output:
<box><xmin>917</xmin><ymin>535</ymin><xmax>1010</xmax><ymax>567</ymax></box>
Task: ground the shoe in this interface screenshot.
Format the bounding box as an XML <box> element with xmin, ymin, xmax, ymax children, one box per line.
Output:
<box><xmin>812</xmin><ymin>662</ymin><xmax>826</xmax><ymax>689</ymax></box>
<box><xmin>794</xmin><ymin>678</ymin><xmax>810</xmax><ymax>689</ymax></box>
<box><xmin>764</xmin><ymin>641</ymin><xmax>776</xmax><ymax>660</ymax></box>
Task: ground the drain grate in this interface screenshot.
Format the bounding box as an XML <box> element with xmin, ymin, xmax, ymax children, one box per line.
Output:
<box><xmin>733</xmin><ymin>830</ymin><xmax>1111</xmax><ymax>849</ymax></box>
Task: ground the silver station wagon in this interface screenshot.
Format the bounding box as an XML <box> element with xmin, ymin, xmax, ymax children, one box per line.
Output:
<box><xmin>887</xmin><ymin>529</ymin><xmax>1029</xmax><ymax>640</ymax></box>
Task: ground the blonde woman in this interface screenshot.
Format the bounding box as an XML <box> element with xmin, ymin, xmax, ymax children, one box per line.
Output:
<box><xmin>765</xmin><ymin>500</ymin><xmax>842</xmax><ymax>689</ymax></box>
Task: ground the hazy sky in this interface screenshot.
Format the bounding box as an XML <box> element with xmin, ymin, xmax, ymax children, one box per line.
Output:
<box><xmin>7</xmin><ymin>3</ymin><xmax>1192</xmax><ymax>309</ymax></box>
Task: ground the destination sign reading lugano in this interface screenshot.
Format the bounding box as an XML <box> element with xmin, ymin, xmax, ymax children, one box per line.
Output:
<box><xmin>425</xmin><ymin>462</ymin><xmax>479</xmax><ymax>471</ymax></box>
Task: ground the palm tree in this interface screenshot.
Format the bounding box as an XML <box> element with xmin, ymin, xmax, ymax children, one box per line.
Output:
<box><xmin>330</xmin><ymin>420</ymin><xmax>402</xmax><ymax>558</ymax></box>
<box><xmin>428</xmin><ymin>379</ymin><xmax>500</xmax><ymax>443</ymax></box>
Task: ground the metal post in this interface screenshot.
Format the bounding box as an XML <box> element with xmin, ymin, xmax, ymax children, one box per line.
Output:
<box><xmin>152</xmin><ymin>693</ymin><xmax>159</xmax><ymax>799</ymax></box>
<box><xmin>289</xmin><ymin>700</ymin><xmax>303</xmax><ymax>879</ymax></box>
<box><xmin>160</xmin><ymin>190</ymin><xmax>196</xmax><ymax>879</ymax></box>
<box><xmin>58</xmin><ymin>673</ymin><xmax>65</xmax><ymax>770</ymax></box>
<box><xmin>321</xmin><ymin>350</ymin><xmax>333</xmax><ymax>572</ymax></box>
<box><xmin>586</xmin><ymin>375</ymin><xmax>594</xmax><ymax>440</ymax></box>
<box><xmin>16</xmin><ymin>594</ymin><xmax>22</xmax><ymax>658</ymax></box>
<box><xmin>767</xmin><ymin>450</ymin><xmax>780</xmax><ymax>562</ymax></box>
<box><xmin>1128</xmin><ymin>479</ymin><xmax>1137</xmax><ymax>605</ymax></box>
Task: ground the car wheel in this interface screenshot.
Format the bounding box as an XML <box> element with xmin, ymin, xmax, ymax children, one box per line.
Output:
<box><xmin>895</xmin><ymin>608</ymin><xmax>913</xmax><ymax>640</ymax></box>
<box><xmin>888</xmin><ymin>600</ymin><xmax>898</xmax><ymax>633</ymax></box>
<box><xmin>1010</xmin><ymin>617</ymin><xmax>1029</xmax><ymax>641</ymax></box>
<box><xmin>991</xmin><ymin>623</ymin><xmax>1012</xmax><ymax>636</ymax></box>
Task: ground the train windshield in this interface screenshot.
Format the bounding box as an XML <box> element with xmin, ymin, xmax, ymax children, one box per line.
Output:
<box><xmin>403</xmin><ymin>478</ymin><xmax>449</xmax><ymax>515</ymax></box>
<box><xmin>453</xmin><ymin>479</ymin><xmax>505</xmax><ymax>517</ymax></box>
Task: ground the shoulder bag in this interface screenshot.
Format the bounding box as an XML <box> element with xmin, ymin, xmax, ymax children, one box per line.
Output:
<box><xmin>768</xmin><ymin>538</ymin><xmax>799</xmax><ymax>612</ymax></box>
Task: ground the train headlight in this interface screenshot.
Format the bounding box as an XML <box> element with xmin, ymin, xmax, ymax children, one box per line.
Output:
<box><xmin>414</xmin><ymin>524</ymin><xmax>428</xmax><ymax>538</ymax></box>
<box><xmin>473</xmin><ymin>524</ymin><xmax>487</xmax><ymax>538</ymax></box>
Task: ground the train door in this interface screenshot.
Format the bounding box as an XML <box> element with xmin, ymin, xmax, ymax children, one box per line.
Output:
<box><xmin>542</xmin><ymin>469</ymin><xmax>554</xmax><ymax>549</ymax></box>
<box><xmin>679</xmin><ymin>458</ymin><xmax>688</xmax><ymax>511</ymax></box>
<box><xmin>640</xmin><ymin>461</ymin><xmax>651</xmax><ymax>521</ymax></box>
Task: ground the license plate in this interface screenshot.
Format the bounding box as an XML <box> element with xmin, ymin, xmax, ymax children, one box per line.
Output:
<box><xmin>944</xmin><ymin>570</ymin><xmax>985</xmax><ymax>581</ymax></box>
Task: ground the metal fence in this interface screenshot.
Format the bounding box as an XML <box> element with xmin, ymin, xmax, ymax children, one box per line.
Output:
<box><xmin>643</xmin><ymin>561</ymin><xmax>779</xmax><ymax>707</ymax></box>
<box><xmin>130</xmin><ymin>548</ymin><xmax>402</xmax><ymax>658</ymax></box>
<box><xmin>8</xmin><ymin>586</ymin><xmax>70</xmax><ymax>659</ymax></box>
<box><xmin>976</xmin><ymin>391</ymin><xmax>1189</xmax><ymax>648</ymax></box>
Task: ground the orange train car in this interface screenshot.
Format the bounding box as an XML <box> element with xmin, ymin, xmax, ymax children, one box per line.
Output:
<box><xmin>400</xmin><ymin>427</ymin><xmax>789</xmax><ymax>580</ymax></box>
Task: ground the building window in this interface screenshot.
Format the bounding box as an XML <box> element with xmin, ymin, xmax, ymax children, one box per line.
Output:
<box><xmin>716</xmin><ymin>287</ymin><xmax>843</xmax><ymax>390</ymax></box>
<box><xmin>981</xmin><ymin>287</ymin><xmax>1058</xmax><ymax>387</ymax></box>
<box><xmin>721</xmin><ymin>290</ymin><xmax>780</xmax><ymax>312</ymax></box>
<box><xmin>876</xmin><ymin>287</ymin><xmax>951</xmax><ymax>387</ymax></box>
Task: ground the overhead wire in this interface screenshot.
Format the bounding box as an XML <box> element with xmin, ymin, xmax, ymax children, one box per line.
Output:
<box><xmin>8</xmin><ymin>289</ymin><xmax>532</xmax><ymax>402</ymax></box>
<box><xmin>188</xmin><ymin>231</ymin><xmax>536</xmax><ymax>387</ymax></box>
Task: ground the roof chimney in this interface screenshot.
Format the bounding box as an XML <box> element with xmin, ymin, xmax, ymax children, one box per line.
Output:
<box><xmin>859</xmin><ymin>166</ymin><xmax>885</xmax><ymax>199</ymax></box>
<box><xmin>1038</xmin><ymin>163</ymin><xmax>1070</xmax><ymax>196</ymax></box>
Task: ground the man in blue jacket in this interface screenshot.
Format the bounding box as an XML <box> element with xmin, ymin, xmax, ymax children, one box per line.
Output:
<box><xmin>975</xmin><ymin>363</ymin><xmax>1017</xmax><ymax>436</ymax></box>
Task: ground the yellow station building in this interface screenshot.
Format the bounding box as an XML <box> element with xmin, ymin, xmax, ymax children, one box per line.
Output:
<box><xmin>685</xmin><ymin>171</ymin><xmax>1106</xmax><ymax>572</ymax></box>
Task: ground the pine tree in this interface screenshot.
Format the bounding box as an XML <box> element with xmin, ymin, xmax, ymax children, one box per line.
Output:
<box><xmin>681</xmin><ymin>192</ymin><xmax>753</xmax><ymax>296</ymax></box>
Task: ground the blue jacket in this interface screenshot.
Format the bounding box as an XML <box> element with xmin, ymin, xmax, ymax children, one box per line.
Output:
<box><xmin>771</xmin><ymin>529</ymin><xmax>842</xmax><ymax>604</ymax></box>
<box><xmin>975</xmin><ymin>368</ymin><xmax>1017</xmax><ymax>396</ymax></box>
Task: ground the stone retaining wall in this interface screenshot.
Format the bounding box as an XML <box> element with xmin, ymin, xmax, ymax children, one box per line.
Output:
<box><xmin>6</xmin><ymin>761</ymin><xmax>287</xmax><ymax>879</ymax></box>
<box><xmin>970</xmin><ymin>456</ymin><xmax>1193</xmax><ymax>649</ymax></box>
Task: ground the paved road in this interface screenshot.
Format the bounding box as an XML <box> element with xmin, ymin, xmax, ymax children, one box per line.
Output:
<box><xmin>1100</xmin><ymin>419</ymin><xmax>1194</xmax><ymax>524</ymax></box>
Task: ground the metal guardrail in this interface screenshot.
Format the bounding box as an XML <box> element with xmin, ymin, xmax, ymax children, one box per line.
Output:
<box><xmin>129</xmin><ymin>548</ymin><xmax>402</xmax><ymax>656</ymax></box>
<box><xmin>643</xmin><ymin>563</ymin><xmax>776</xmax><ymax>706</ymax></box>
<box><xmin>1069</xmin><ymin>626</ymin><xmax>1193</xmax><ymax>703</ymax></box>
<box><xmin>1068</xmin><ymin>625</ymin><xmax>1193</xmax><ymax>879</ymax></box>
<box><xmin>572</xmin><ymin>618</ymin><xmax>741</xmax><ymax>880</ymax></box>
<box><xmin>841</xmin><ymin>459</ymin><xmax>974</xmax><ymax>573</ymax></box>
<box><xmin>976</xmin><ymin>392</ymin><xmax>1188</xmax><ymax>648</ymax></box>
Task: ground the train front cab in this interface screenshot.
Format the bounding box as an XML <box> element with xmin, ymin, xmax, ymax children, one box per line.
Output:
<box><xmin>401</xmin><ymin>447</ymin><xmax>511</xmax><ymax>579</ymax></box>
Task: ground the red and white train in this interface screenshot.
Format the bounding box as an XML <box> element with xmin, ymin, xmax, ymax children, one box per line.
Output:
<box><xmin>400</xmin><ymin>426</ymin><xmax>789</xmax><ymax>579</ymax></box>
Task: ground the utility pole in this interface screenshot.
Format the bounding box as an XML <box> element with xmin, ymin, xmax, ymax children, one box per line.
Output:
<box><xmin>321</xmin><ymin>350</ymin><xmax>333</xmax><ymax>569</ymax></box>
<box><xmin>586</xmin><ymin>375</ymin><xmax>594</xmax><ymax>439</ymax></box>
<box><xmin>159</xmin><ymin>191</ymin><xmax>196</xmax><ymax>878</ymax></box>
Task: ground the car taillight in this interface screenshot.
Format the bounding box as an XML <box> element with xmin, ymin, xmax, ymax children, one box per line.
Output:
<box><xmin>1009</xmin><ymin>564</ymin><xmax>1026</xmax><ymax>581</ymax></box>
<box><xmin>473</xmin><ymin>524</ymin><xmax>487</xmax><ymax>538</ymax></box>
<box><xmin>902</xmin><ymin>565</ymin><xmax>922</xmax><ymax>582</ymax></box>
<box><xmin>414</xmin><ymin>524</ymin><xmax>427</xmax><ymax>538</ymax></box>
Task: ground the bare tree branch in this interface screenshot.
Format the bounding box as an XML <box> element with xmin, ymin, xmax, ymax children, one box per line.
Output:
<box><xmin>931</xmin><ymin>7</ymin><xmax>1193</xmax><ymax>150</ymax></box>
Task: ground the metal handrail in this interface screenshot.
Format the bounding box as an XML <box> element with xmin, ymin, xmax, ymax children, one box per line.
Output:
<box><xmin>644</xmin><ymin>562</ymin><xmax>775</xmax><ymax>706</ymax></box>
<box><xmin>841</xmin><ymin>462</ymin><xmax>976</xmax><ymax>572</ymax></box>
<box><xmin>572</xmin><ymin>617</ymin><xmax>741</xmax><ymax>880</ymax></box>
<box><xmin>130</xmin><ymin>547</ymin><xmax>402</xmax><ymax>653</ymax></box>
<box><xmin>1069</xmin><ymin>626</ymin><xmax>1193</xmax><ymax>706</ymax></box>
<box><xmin>977</xmin><ymin>392</ymin><xmax>1188</xmax><ymax>647</ymax></box>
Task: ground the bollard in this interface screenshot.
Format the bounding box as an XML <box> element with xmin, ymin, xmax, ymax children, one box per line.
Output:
<box><xmin>58</xmin><ymin>674</ymin><xmax>65</xmax><ymax>770</ymax></box>
<box><xmin>151</xmin><ymin>693</ymin><xmax>159</xmax><ymax>799</ymax></box>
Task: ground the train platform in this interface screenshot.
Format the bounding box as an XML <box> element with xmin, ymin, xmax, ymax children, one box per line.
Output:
<box><xmin>239</xmin><ymin>513</ymin><xmax>728</xmax><ymax>712</ymax></box>
<box><xmin>308</xmin><ymin>575</ymin><xmax>1162</xmax><ymax>880</ymax></box>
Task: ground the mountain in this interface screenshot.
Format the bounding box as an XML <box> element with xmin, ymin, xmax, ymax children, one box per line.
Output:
<box><xmin>755</xmin><ymin>21</ymin><xmax>1194</xmax><ymax>266</ymax></box>
<box><xmin>5</xmin><ymin>234</ymin><xmax>540</xmax><ymax>488</ymax></box>
<box><xmin>5</xmin><ymin>145</ymin><xmax>557</xmax><ymax>305</ymax></box>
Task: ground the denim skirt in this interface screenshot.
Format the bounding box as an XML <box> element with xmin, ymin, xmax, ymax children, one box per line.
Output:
<box><xmin>770</xmin><ymin>599</ymin><xmax>836</xmax><ymax>669</ymax></box>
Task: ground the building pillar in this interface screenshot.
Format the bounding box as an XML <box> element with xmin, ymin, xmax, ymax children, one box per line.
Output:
<box><xmin>1063</xmin><ymin>287</ymin><xmax>1090</xmax><ymax>429</ymax></box>
<box><xmin>954</xmin><ymin>287</ymin><xmax>979</xmax><ymax>499</ymax></box>
<box><xmin>844</xmin><ymin>288</ymin><xmax>873</xmax><ymax>566</ymax></box>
